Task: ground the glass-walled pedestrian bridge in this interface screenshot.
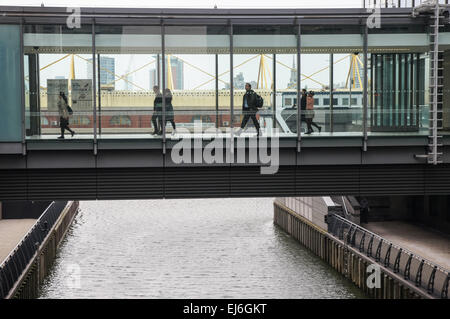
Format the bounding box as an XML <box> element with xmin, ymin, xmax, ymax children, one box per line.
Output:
<box><xmin>2</xmin><ymin>6</ymin><xmax>449</xmax><ymax>143</ymax></box>
<box><xmin>2</xmin><ymin>5</ymin><xmax>450</xmax><ymax>200</ymax></box>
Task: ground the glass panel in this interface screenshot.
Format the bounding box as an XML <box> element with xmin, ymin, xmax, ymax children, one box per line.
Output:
<box><xmin>164</xmin><ymin>25</ymin><xmax>230</xmax><ymax>138</ymax></box>
<box><xmin>443</xmin><ymin>50</ymin><xmax>450</xmax><ymax>134</ymax></box>
<box><xmin>24</xmin><ymin>55</ymin><xmax>30</xmax><ymax>135</ymax></box>
<box><xmin>301</xmin><ymin>53</ymin><xmax>329</xmax><ymax>135</ymax></box>
<box><xmin>276</xmin><ymin>53</ymin><xmax>298</xmax><ymax>136</ymax></box>
<box><xmin>24</xmin><ymin>24</ymin><xmax>93</xmax><ymax>140</ymax></box>
<box><xmin>95</xmin><ymin>25</ymin><xmax>161</xmax><ymax>138</ymax></box>
<box><xmin>368</xmin><ymin>23</ymin><xmax>429</xmax><ymax>135</ymax></box>
<box><xmin>234</xmin><ymin>25</ymin><xmax>297</xmax><ymax>137</ymax></box>
<box><xmin>0</xmin><ymin>25</ymin><xmax>22</xmax><ymax>142</ymax></box>
<box><xmin>302</xmin><ymin>25</ymin><xmax>364</xmax><ymax>136</ymax></box>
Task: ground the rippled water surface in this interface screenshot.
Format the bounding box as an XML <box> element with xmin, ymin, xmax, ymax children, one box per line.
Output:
<box><xmin>39</xmin><ymin>198</ymin><xmax>364</xmax><ymax>298</ymax></box>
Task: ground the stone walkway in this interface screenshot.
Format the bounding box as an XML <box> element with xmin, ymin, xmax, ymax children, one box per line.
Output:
<box><xmin>365</xmin><ymin>221</ymin><xmax>450</xmax><ymax>270</ymax></box>
<box><xmin>0</xmin><ymin>219</ymin><xmax>37</xmax><ymax>265</ymax></box>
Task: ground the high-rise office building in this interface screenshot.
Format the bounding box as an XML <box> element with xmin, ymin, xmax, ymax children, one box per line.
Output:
<box><xmin>149</xmin><ymin>55</ymin><xmax>184</xmax><ymax>90</ymax></box>
<box><xmin>87</xmin><ymin>56</ymin><xmax>115</xmax><ymax>89</ymax></box>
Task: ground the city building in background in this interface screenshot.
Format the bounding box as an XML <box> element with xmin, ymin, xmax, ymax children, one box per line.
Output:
<box><xmin>87</xmin><ymin>56</ymin><xmax>115</xmax><ymax>90</ymax></box>
<box><xmin>149</xmin><ymin>55</ymin><xmax>184</xmax><ymax>90</ymax></box>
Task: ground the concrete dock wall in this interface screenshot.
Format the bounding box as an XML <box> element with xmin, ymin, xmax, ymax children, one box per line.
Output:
<box><xmin>5</xmin><ymin>201</ymin><xmax>79</xmax><ymax>299</ymax></box>
<box><xmin>274</xmin><ymin>201</ymin><xmax>433</xmax><ymax>299</ymax></box>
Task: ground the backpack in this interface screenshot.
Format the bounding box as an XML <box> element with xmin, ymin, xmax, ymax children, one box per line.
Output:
<box><xmin>66</xmin><ymin>105</ymin><xmax>73</xmax><ymax>116</ymax></box>
<box><xmin>255</xmin><ymin>94</ymin><xmax>264</xmax><ymax>108</ymax></box>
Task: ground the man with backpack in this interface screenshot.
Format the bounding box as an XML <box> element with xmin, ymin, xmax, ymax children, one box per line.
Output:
<box><xmin>236</xmin><ymin>82</ymin><xmax>262</xmax><ymax>137</ymax></box>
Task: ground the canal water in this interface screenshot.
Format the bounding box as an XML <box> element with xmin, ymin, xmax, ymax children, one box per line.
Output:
<box><xmin>39</xmin><ymin>198</ymin><xmax>364</xmax><ymax>299</ymax></box>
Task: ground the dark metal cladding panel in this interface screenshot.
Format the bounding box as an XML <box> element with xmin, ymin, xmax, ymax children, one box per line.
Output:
<box><xmin>165</xmin><ymin>167</ymin><xmax>230</xmax><ymax>199</ymax></box>
<box><xmin>295</xmin><ymin>166</ymin><xmax>359</xmax><ymax>196</ymax></box>
<box><xmin>424</xmin><ymin>164</ymin><xmax>450</xmax><ymax>195</ymax></box>
<box><xmin>230</xmin><ymin>166</ymin><xmax>296</xmax><ymax>197</ymax></box>
<box><xmin>0</xmin><ymin>170</ymin><xmax>27</xmax><ymax>200</ymax></box>
<box><xmin>97</xmin><ymin>168</ymin><xmax>164</xmax><ymax>199</ymax></box>
<box><xmin>359</xmin><ymin>165</ymin><xmax>425</xmax><ymax>196</ymax></box>
<box><xmin>2</xmin><ymin>164</ymin><xmax>450</xmax><ymax>200</ymax></box>
<box><xmin>27</xmin><ymin>169</ymin><xmax>97</xmax><ymax>200</ymax></box>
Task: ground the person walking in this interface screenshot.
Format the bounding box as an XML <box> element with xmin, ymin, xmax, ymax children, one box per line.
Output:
<box><xmin>57</xmin><ymin>92</ymin><xmax>75</xmax><ymax>139</ymax></box>
<box><xmin>152</xmin><ymin>85</ymin><xmax>162</xmax><ymax>135</ymax></box>
<box><xmin>300</xmin><ymin>88</ymin><xmax>308</xmax><ymax>130</ymax></box>
<box><xmin>305</xmin><ymin>91</ymin><xmax>322</xmax><ymax>134</ymax></box>
<box><xmin>236</xmin><ymin>83</ymin><xmax>261</xmax><ymax>136</ymax></box>
<box><xmin>163</xmin><ymin>88</ymin><xmax>176</xmax><ymax>135</ymax></box>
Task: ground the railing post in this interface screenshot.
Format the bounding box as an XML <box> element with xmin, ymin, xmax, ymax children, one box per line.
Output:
<box><xmin>375</xmin><ymin>238</ymin><xmax>383</xmax><ymax>262</ymax></box>
<box><xmin>415</xmin><ymin>259</ymin><xmax>424</xmax><ymax>287</ymax></box>
<box><xmin>384</xmin><ymin>243</ymin><xmax>392</xmax><ymax>267</ymax></box>
<box><xmin>404</xmin><ymin>254</ymin><xmax>413</xmax><ymax>280</ymax></box>
<box><xmin>359</xmin><ymin>231</ymin><xmax>366</xmax><ymax>252</ymax></box>
<box><xmin>367</xmin><ymin>234</ymin><xmax>374</xmax><ymax>257</ymax></box>
<box><xmin>394</xmin><ymin>248</ymin><xmax>402</xmax><ymax>273</ymax></box>
<box><xmin>441</xmin><ymin>274</ymin><xmax>449</xmax><ymax>299</ymax></box>
<box><xmin>427</xmin><ymin>265</ymin><xmax>437</xmax><ymax>294</ymax></box>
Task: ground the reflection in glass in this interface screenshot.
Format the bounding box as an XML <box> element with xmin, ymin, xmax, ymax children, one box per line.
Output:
<box><xmin>164</xmin><ymin>25</ymin><xmax>230</xmax><ymax>136</ymax></box>
<box><xmin>23</xmin><ymin>24</ymin><xmax>93</xmax><ymax>139</ymax></box>
<box><xmin>233</xmin><ymin>25</ymin><xmax>297</xmax><ymax>137</ymax></box>
<box><xmin>95</xmin><ymin>25</ymin><xmax>161</xmax><ymax>137</ymax></box>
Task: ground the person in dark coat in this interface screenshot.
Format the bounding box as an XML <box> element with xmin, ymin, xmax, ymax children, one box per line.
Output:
<box><xmin>305</xmin><ymin>91</ymin><xmax>322</xmax><ymax>134</ymax></box>
<box><xmin>57</xmin><ymin>92</ymin><xmax>75</xmax><ymax>139</ymax></box>
<box><xmin>152</xmin><ymin>85</ymin><xmax>162</xmax><ymax>135</ymax></box>
<box><xmin>163</xmin><ymin>88</ymin><xmax>176</xmax><ymax>133</ymax></box>
<box><xmin>236</xmin><ymin>83</ymin><xmax>261</xmax><ymax>136</ymax></box>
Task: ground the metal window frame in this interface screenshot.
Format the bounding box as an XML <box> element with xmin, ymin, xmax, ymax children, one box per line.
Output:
<box><xmin>230</xmin><ymin>21</ymin><xmax>234</xmax><ymax>141</ymax></box>
<box><xmin>363</xmin><ymin>25</ymin><xmax>368</xmax><ymax>151</ymax></box>
<box><xmin>20</xmin><ymin>20</ymin><xmax>26</xmax><ymax>154</ymax></box>
<box><xmin>92</xmin><ymin>21</ymin><xmax>97</xmax><ymax>154</ymax></box>
<box><xmin>330</xmin><ymin>53</ymin><xmax>334</xmax><ymax>134</ymax></box>
<box><xmin>273</xmin><ymin>53</ymin><xmax>277</xmax><ymax>129</ymax></box>
<box><xmin>162</xmin><ymin>22</ymin><xmax>166</xmax><ymax>154</ymax></box>
<box><xmin>97</xmin><ymin>52</ymin><xmax>101</xmax><ymax>135</ymax></box>
<box><xmin>297</xmin><ymin>22</ymin><xmax>301</xmax><ymax>152</ymax></box>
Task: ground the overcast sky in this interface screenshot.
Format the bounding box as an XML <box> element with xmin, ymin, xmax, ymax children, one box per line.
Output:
<box><xmin>0</xmin><ymin>0</ymin><xmax>365</xmax><ymax>8</ymax></box>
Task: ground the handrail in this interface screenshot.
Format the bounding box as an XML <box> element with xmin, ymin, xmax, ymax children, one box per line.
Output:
<box><xmin>328</xmin><ymin>213</ymin><xmax>450</xmax><ymax>298</ymax></box>
<box><xmin>330</xmin><ymin>213</ymin><xmax>449</xmax><ymax>275</ymax></box>
<box><xmin>0</xmin><ymin>201</ymin><xmax>55</xmax><ymax>268</ymax></box>
<box><xmin>0</xmin><ymin>201</ymin><xmax>68</xmax><ymax>299</ymax></box>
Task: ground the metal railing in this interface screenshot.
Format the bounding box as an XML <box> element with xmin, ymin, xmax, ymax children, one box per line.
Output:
<box><xmin>0</xmin><ymin>201</ymin><xmax>68</xmax><ymax>299</ymax></box>
<box><xmin>328</xmin><ymin>213</ymin><xmax>450</xmax><ymax>299</ymax></box>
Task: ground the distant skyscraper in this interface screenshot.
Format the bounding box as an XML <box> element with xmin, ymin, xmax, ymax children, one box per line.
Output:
<box><xmin>87</xmin><ymin>56</ymin><xmax>115</xmax><ymax>89</ymax></box>
<box><xmin>225</xmin><ymin>72</ymin><xmax>256</xmax><ymax>90</ymax></box>
<box><xmin>149</xmin><ymin>55</ymin><xmax>184</xmax><ymax>90</ymax></box>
